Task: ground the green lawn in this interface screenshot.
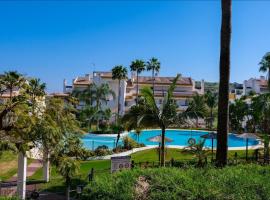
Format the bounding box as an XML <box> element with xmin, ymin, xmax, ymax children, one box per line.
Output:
<box><xmin>28</xmin><ymin>148</ymin><xmax>256</xmax><ymax>194</ymax></box>
<box><xmin>131</xmin><ymin>148</ymin><xmax>254</xmax><ymax>163</ymax></box>
<box><xmin>0</xmin><ymin>151</ymin><xmax>34</xmax><ymax>181</ymax></box>
<box><xmin>0</xmin><ymin>151</ymin><xmax>18</xmax><ymax>181</ymax></box>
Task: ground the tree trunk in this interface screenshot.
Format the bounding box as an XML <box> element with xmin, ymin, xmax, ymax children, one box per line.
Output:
<box><xmin>118</xmin><ymin>79</ymin><xmax>121</xmax><ymax>120</ymax></box>
<box><xmin>216</xmin><ymin>0</ymin><xmax>231</xmax><ymax>167</ymax></box>
<box><xmin>66</xmin><ymin>178</ymin><xmax>70</xmax><ymax>200</ymax></box>
<box><xmin>152</xmin><ymin>69</ymin><xmax>155</xmax><ymax>96</ymax></box>
<box><xmin>17</xmin><ymin>152</ymin><xmax>27</xmax><ymax>200</ymax></box>
<box><xmin>161</xmin><ymin>127</ymin><xmax>166</xmax><ymax>167</ymax></box>
<box><xmin>136</xmin><ymin>72</ymin><xmax>139</xmax><ymax>105</ymax></box>
<box><xmin>43</xmin><ymin>149</ymin><xmax>50</xmax><ymax>182</ymax></box>
<box><xmin>268</xmin><ymin>70</ymin><xmax>270</xmax><ymax>91</ymax></box>
<box><xmin>210</xmin><ymin>108</ymin><xmax>213</xmax><ymax>130</ymax></box>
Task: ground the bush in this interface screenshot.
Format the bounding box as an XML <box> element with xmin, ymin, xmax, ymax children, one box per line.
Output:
<box><xmin>122</xmin><ymin>137</ymin><xmax>145</xmax><ymax>150</ymax></box>
<box><xmin>94</xmin><ymin>145</ymin><xmax>112</xmax><ymax>156</ymax></box>
<box><xmin>82</xmin><ymin>164</ymin><xmax>270</xmax><ymax>200</ymax></box>
<box><xmin>80</xmin><ymin>149</ymin><xmax>95</xmax><ymax>160</ymax></box>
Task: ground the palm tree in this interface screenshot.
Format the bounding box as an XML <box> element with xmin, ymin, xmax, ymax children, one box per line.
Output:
<box><xmin>146</xmin><ymin>57</ymin><xmax>160</xmax><ymax>95</ymax></box>
<box><xmin>250</xmin><ymin>94</ymin><xmax>270</xmax><ymax>160</ymax></box>
<box><xmin>112</xmin><ymin>65</ymin><xmax>128</xmax><ymax>119</ymax></box>
<box><xmin>56</xmin><ymin>156</ymin><xmax>79</xmax><ymax>200</ymax></box>
<box><xmin>0</xmin><ymin>71</ymin><xmax>26</xmax><ymax>101</ymax></box>
<box><xmin>216</xmin><ymin>0</ymin><xmax>232</xmax><ymax>167</ymax></box>
<box><xmin>92</xmin><ymin>83</ymin><xmax>115</xmax><ymax>111</ymax></box>
<box><xmin>122</xmin><ymin>105</ymin><xmax>144</xmax><ymax>142</ymax></box>
<box><xmin>185</xmin><ymin>94</ymin><xmax>207</xmax><ymax>128</ymax></box>
<box><xmin>0</xmin><ymin>72</ymin><xmax>27</xmax><ymax>133</ymax></box>
<box><xmin>72</xmin><ymin>83</ymin><xmax>95</xmax><ymax>106</ymax></box>
<box><xmin>123</xmin><ymin>75</ymin><xmax>180</xmax><ymax>166</ymax></box>
<box><xmin>130</xmin><ymin>59</ymin><xmax>145</xmax><ymax>105</ymax></box>
<box><xmin>204</xmin><ymin>91</ymin><xmax>218</xmax><ymax>130</ymax></box>
<box><xmin>229</xmin><ymin>99</ymin><xmax>248</xmax><ymax>133</ymax></box>
<box><xmin>259</xmin><ymin>52</ymin><xmax>270</xmax><ymax>91</ymax></box>
<box><xmin>183</xmin><ymin>139</ymin><xmax>209</xmax><ymax>167</ymax></box>
<box><xmin>79</xmin><ymin>105</ymin><xmax>96</xmax><ymax>129</ymax></box>
<box><xmin>26</xmin><ymin>78</ymin><xmax>46</xmax><ymax>113</ymax></box>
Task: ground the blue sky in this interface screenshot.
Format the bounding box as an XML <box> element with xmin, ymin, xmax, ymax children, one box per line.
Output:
<box><xmin>0</xmin><ymin>1</ymin><xmax>270</xmax><ymax>92</ymax></box>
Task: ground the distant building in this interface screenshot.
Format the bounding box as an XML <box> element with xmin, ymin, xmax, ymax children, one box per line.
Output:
<box><xmin>125</xmin><ymin>74</ymin><xmax>204</xmax><ymax>112</ymax></box>
<box><xmin>63</xmin><ymin>71</ymin><xmax>204</xmax><ymax>115</ymax></box>
<box><xmin>243</xmin><ymin>76</ymin><xmax>268</xmax><ymax>95</ymax></box>
<box><xmin>230</xmin><ymin>82</ymin><xmax>244</xmax><ymax>100</ymax></box>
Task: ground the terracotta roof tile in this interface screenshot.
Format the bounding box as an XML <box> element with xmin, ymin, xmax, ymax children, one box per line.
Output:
<box><xmin>131</xmin><ymin>76</ymin><xmax>193</xmax><ymax>86</ymax></box>
<box><xmin>73</xmin><ymin>77</ymin><xmax>91</xmax><ymax>85</ymax></box>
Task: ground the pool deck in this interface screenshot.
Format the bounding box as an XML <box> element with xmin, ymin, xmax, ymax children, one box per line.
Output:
<box><xmin>89</xmin><ymin>143</ymin><xmax>264</xmax><ymax>160</ymax></box>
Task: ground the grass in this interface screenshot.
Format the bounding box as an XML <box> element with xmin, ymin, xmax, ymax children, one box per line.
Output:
<box><xmin>82</xmin><ymin>164</ymin><xmax>270</xmax><ymax>200</ymax></box>
<box><xmin>131</xmin><ymin>148</ymin><xmax>254</xmax><ymax>163</ymax></box>
<box><xmin>28</xmin><ymin>148</ymin><xmax>256</xmax><ymax>194</ymax></box>
<box><xmin>0</xmin><ymin>151</ymin><xmax>34</xmax><ymax>181</ymax></box>
<box><xmin>0</xmin><ymin>151</ymin><xmax>18</xmax><ymax>181</ymax></box>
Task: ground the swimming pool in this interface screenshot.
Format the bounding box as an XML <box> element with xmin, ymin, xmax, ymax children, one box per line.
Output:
<box><xmin>82</xmin><ymin>129</ymin><xmax>260</xmax><ymax>150</ymax></box>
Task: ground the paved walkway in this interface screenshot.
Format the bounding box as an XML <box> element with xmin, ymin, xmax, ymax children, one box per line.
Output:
<box><xmin>8</xmin><ymin>159</ymin><xmax>43</xmax><ymax>182</ymax></box>
<box><xmin>1</xmin><ymin>159</ymin><xmax>43</xmax><ymax>197</ymax></box>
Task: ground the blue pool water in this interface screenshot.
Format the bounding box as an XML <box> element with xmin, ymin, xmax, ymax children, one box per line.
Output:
<box><xmin>82</xmin><ymin>129</ymin><xmax>259</xmax><ymax>150</ymax></box>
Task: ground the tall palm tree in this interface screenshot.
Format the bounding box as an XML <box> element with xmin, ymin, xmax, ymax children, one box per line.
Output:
<box><xmin>185</xmin><ymin>94</ymin><xmax>207</xmax><ymax>128</ymax></box>
<box><xmin>123</xmin><ymin>75</ymin><xmax>180</xmax><ymax>166</ymax></box>
<box><xmin>112</xmin><ymin>65</ymin><xmax>128</xmax><ymax>119</ymax></box>
<box><xmin>216</xmin><ymin>0</ymin><xmax>232</xmax><ymax>167</ymax></box>
<box><xmin>146</xmin><ymin>57</ymin><xmax>160</xmax><ymax>95</ymax></box>
<box><xmin>259</xmin><ymin>52</ymin><xmax>270</xmax><ymax>91</ymax></box>
<box><xmin>204</xmin><ymin>91</ymin><xmax>218</xmax><ymax>130</ymax></box>
<box><xmin>130</xmin><ymin>59</ymin><xmax>145</xmax><ymax>105</ymax></box>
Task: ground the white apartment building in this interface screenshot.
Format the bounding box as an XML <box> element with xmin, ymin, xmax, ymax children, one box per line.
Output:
<box><xmin>125</xmin><ymin>73</ymin><xmax>204</xmax><ymax>112</ymax></box>
<box><xmin>63</xmin><ymin>71</ymin><xmax>204</xmax><ymax>115</ymax></box>
<box><xmin>243</xmin><ymin>76</ymin><xmax>268</xmax><ymax>95</ymax></box>
<box><xmin>64</xmin><ymin>71</ymin><xmax>126</xmax><ymax>114</ymax></box>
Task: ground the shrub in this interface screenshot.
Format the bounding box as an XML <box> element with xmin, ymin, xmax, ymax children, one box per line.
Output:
<box><xmin>82</xmin><ymin>164</ymin><xmax>270</xmax><ymax>200</ymax></box>
<box><xmin>122</xmin><ymin>137</ymin><xmax>145</xmax><ymax>150</ymax></box>
<box><xmin>80</xmin><ymin>149</ymin><xmax>95</xmax><ymax>160</ymax></box>
<box><xmin>94</xmin><ymin>145</ymin><xmax>112</xmax><ymax>156</ymax></box>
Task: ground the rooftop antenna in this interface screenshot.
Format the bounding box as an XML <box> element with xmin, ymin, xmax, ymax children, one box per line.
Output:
<box><xmin>91</xmin><ymin>62</ymin><xmax>95</xmax><ymax>71</ymax></box>
<box><xmin>91</xmin><ymin>62</ymin><xmax>96</xmax><ymax>77</ymax></box>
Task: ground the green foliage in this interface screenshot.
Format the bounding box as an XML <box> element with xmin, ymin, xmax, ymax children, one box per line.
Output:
<box><xmin>112</xmin><ymin>65</ymin><xmax>128</xmax><ymax>81</ymax></box>
<box><xmin>94</xmin><ymin>145</ymin><xmax>112</xmax><ymax>156</ymax></box>
<box><xmin>122</xmin><ymin>136</ymin><xmax>145</xmax><ymax>150</ymax></box>
<box><xmin>122</xmin><ymin>75</ymin><xmax>181</xmax><ymax>166</ymax></box>
<box><xmin>259</xmin><ymin>52</ymin><xmax>270</xmax><ymax>90</ymax></box>
<box><xmin>146</xmin><ymin>57</ymin><xmax>160</xmax><ymax>73</ymax></box>
<box><xmin>0</xmin><ymin>197</ymin><xmax>19</xmax><ymax>200</ymax></box>
<box><xmin>183</xmin><ymin>139</ymin><xmax>209</xmax><ymax>166</ymax></box>
<box><xmin>73</xmin><ymin>83</ymin><xmax>114</xmax><ymax>130</ymax></box>
<box><xmin>229</xmin><ymin>99</ymin><xmax>248</xmax><ymax>133</ymax></box>
<box><xmin>185</xmin><ymin>94</ymin><xmax>207</xmax><ymax>128</ymax></box>
<box><xmin>130</xmin><ymin>59</ymin><xmax>145</xmax><ymax>74</ymax></box>
<box><xmin>204</xmin><ymin>91</ymin><xmax>218</xmax><ymax>130</ymax></box>
<box><xmin>56</xmin><ymin>156</ymin><xmax>80</xmax><ymax>184</ymax></box>
<box><xmin>82</xmin><ymin>165</ymin><xmax>270</xmax><ymax>200</ymax></box>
